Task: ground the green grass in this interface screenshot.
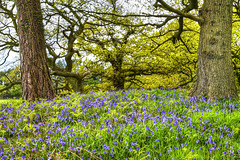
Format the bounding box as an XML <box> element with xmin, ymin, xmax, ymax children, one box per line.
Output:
<box><xmin>0</xmin><ymin>88</ymin><xmax>240</xmax><ymax>159</ymax></box>
<box><xmin>0</xmin><ymin>99</ymin><xmax>22</xmax><ymax>105</ymax></box>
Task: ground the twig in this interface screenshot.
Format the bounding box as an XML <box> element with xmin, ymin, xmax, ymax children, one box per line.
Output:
<box><xmin>47</xmin><ymin>148</ymin><xmax>56</xmax><ymax>160</ymax></box>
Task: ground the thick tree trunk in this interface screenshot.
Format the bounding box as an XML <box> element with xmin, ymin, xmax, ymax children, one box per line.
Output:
<box><xmin>189</xmin><ymin>0</ymin><xmax>238</xmax><ymax>99</ymax></box>
<box><xmin>113</xmin><ymin>71</ymin><xmax>125</xmax><ymax>90</ymax></box>
<box><xmin>16</xmin><ymin>0</ymin><xmax>55</xmax><ymax>101</ymax></box>
<box><xmin>112</xmin><ymin>61</ymin><xmax>125</xmax><ymax>90</ymax></box>
<box><xmin>76</xmin><ymin>79</ymin><xmax>83</xmax><ymax>93</ymax></box>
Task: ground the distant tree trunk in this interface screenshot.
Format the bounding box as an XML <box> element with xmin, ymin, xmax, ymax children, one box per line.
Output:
<box><xmin>112</xmin><ymin>58</ymin><xmax>125</xmax><ymax>90</ymax></box>
<box><xmin>113</xmin><ymin>69</ymin><xmax>125</xmax><ymax>90</ymax></box>
<box><xmin>16</xmin><ymin>0</ymin><xmax>55</xmax><ymax>101</ymax></box>
<box><xmin>76</xmin><ymin>79</ymin><xmax>83</xmax><ymax>93</ymax></box>
<box><xmin>189</xmin><ymin>0</ymin><xmax>238</xmax><ymax>99</ymax></box>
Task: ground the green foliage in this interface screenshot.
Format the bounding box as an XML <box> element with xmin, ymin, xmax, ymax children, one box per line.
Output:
<box><xmin>0</xmin><ymin>66</ymin><xmax>22</xmax><ymax>98</ymax></box>
<box><xmin>0</xmin><ymin>99</ymin><xmax>22</xmax><ymax>105</ymax></box>
<box><xmin>78</xmin><ymin>17</ymin><xmax>199</xmax><ymax>91</ymax></box>
<box><xmin>231</xmin><ymin>8</ymin><xmax>240</xmax><ymax>90</ymax></box>
<box><xmin>1</xmin><ymin>88</ymin><xmax>240</xmax><ymax>159</ymax></box>
<box><xmin>0</xmin><ymin>84</ymin><xmax>22</xmax><ymax>98</ymax></box>
<box><xmin>139</xmin><ymin>18</ymin><xmax>199</xmax><ymax>89</ymax></box>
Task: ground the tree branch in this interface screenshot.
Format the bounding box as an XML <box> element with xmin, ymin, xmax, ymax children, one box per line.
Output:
<box><xmin>0</xmin><ymin>81</ymin><xmax>21</xmax><ymax>93</ymax></box>
<box><xmin>50</xmin><ymin>70</ymin><xmax>90</xmax><ymax>80</ymax></box>
<box><xmin>0</xmin><ymin>49</ymin><xmax>10</xmax><ymax>66</ymax></box>
<box><xmin>156</xmin><ymin>0</ymin><xmax>203</xmax><ymax>23</ymax></box>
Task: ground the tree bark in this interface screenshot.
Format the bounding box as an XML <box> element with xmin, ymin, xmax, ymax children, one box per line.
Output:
<box><xmin>189</xmin><ymin>0</ymin><xmax>238</xmax><ymax>99</ymax></box>
<box><xmin>16</xmin><ymin>0</ymin><xmax>55</xmax><ymax>101</ymax></box>
<box><xmin>113</xmin><ymin>69</ymin><xmax>125</xmax><ymax>90</ymax></box>
<box><xmin>76</xmin><ymin>79</ymin><xmax>83</xmax><ymax>93</ymax></box>
<box><xmin>112</xmin><ymin>58</ymin><xmax>125</xmax><ymax>90</ymax></box>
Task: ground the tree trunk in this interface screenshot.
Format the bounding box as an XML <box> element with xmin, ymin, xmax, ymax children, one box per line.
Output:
<box><xmin>112</xmin><ymin>61</ymin><xmax>125</xmax><ymax>90</ymax></box>
<box><xmin>113</xmin><ymin>71</ymin><xmax>125</xmax><ymax>90</ymax></box>
<box><xmin>76</xmin><ymin>78</ymin><xmax>84</xmax><ymax>93</ymax></box>
<box><xmin>16</xmin><ymin>0</ymin><xmax>55</xmax><ymax>101</ymax></box>
<box><xmin>189</xmin><ymin>0</ymin><xmax>238</xmax><ymax>99</ymax></box>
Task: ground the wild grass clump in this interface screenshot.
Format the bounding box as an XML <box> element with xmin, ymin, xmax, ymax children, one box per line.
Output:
<box><xmin>1</xmin><ymin>88</ymin><xmax>240</xmax><ymax>159</ymax></box>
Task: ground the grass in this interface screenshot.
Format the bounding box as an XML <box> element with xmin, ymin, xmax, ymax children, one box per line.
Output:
<box><xmin>0</xmin><ymin>99</ymin><xmax>22</xmax><ymax>105</ymax></box>
<box><xmin>0</xmin><ymin>88</ymin><xmax>240</xmax><ymax>159</ymax></box>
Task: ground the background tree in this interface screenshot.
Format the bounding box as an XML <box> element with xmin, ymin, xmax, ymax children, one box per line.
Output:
<box><xmin>81</xmin><ymin>17</ymin><xmax>198</xmax><ymax>91</ymax></box>
<box><xmin>16</xmin><ymin>0</ymin><xmax>55</xmax><ymax>101</ymax></box>
<box><xmin>231</xmin><ymin>8</ymin><xmax>240</xmax><ymax>91</ymax></box>
<box><xmin>82</xmin><ymin>0</ymin><xmax>198</xmax><ymax>91</ymax></box>
<box><xmin>43</xmin><ymin>0</ymin><xmax>95</xmax><ymax>93</ymax></box>
<box><xmin>81</xmin><ymin>23</ymin><xmax>143</xmax><ymax>90</ymax></box>
<box><xmin>0</xmin><ymin>66</ymin><xmax>21</xmax><ymax>99</ymax></box>
<box><xmin>139</xmin><ymin>18</ymin><xmax>199</xmax><ymax>90</ymax></box>
<box><xmin>0</xmin><ymin>0</ymin><xmax>20</xmax><ymax>92</ymax></box>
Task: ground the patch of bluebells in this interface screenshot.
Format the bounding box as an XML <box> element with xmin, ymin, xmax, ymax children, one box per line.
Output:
<box><xmin>0</xmin><ymin>88</ymin><xmax>240</xmax><ymax>159</ymax></box>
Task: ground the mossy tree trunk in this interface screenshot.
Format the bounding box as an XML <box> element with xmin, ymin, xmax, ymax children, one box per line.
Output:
<box><xmin>16</xmin><ymin>0</ymin><xmax>55</xmax><ymax>101</ymax></box>
<box><xmin>189</xmin><ymin>0</ymin><xmax>238</xmax><ymax>99</ymax></box>
<box><xmin>112</xmin><ymin>55</ymin><xmax>125</xmax><ymax>90</ymax></box>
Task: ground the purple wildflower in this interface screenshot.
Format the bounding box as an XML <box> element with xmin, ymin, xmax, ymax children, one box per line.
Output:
<box><xmin>196</xmin><ymin>140</ymin><xmax>199</xmax><ymax>144</ymax></box>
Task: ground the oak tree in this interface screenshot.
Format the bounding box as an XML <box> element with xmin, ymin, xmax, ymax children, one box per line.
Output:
<box><xmin>153</xmin><ymin>0</ymin><xmax>238</xmax><ymax>99</ymax></box>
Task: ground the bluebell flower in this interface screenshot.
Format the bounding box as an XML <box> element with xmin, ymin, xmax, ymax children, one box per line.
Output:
<box><xmin>38</xmin><ymin>137</ymin><xmax>43</xmax><ymax>142</ymax></box>
<box><xmin>168</xmin><ymin>148</ymin><xmax>172</xmax><ymax>154</ymax></box>
<box><xmin>223</xmin><ymin>152</ymin><xmax>228</xmax><ymax>155</ymax></box>
<box><xmin>110</xmin><ymin>148</ymin><xmax>114</xmax><ymax>157</ymax></box>
<box><xmin>146</xmin><ymin>126</ymin><xmax>151</xmax><ymax>131</ymax></box>
<box><xmin>209</xmin><ymin>147</ymin><xmax>215</xmax><ymax>154</ymax></box>
<box><xmin>1</xmin><ymin>155</ymin><xmax>8</xmax><ymax>159</ymax></box>
<box><xmin>103</xmin><ymin>144</ymin><xmax>109</xmax><ymax>150</ymax></box>
<box><xmin>225</xmin><ymin>142</ymin><xmax>229</xmax><ymax>148</ymax></box>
